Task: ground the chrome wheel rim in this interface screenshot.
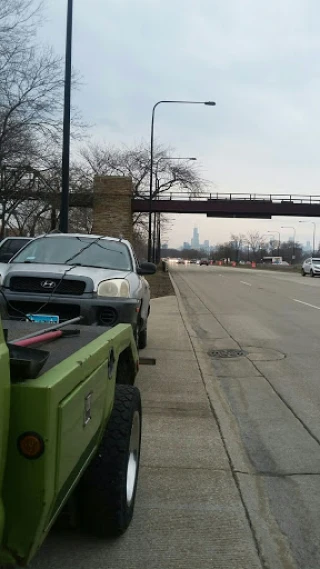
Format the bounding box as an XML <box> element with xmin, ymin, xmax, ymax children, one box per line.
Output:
<box><xmin>126</xmin><ymin>410</ymin><xmax>140</xmax><ymax>506</ymax></box>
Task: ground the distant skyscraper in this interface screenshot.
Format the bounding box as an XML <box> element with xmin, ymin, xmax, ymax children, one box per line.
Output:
<box><xmin>306</xmin><ymin>241</ymin><xmax>311</xmax><ymax>250</ymax></box>
<box><xmin>191</xmin><ymin>227</ymin><xmax>200</xmax><ymax>249</ymax></box>
<box><xmin>183</xmin><ymin>241</ymin><xmax>191</xmax><ymax>250</ymax></box>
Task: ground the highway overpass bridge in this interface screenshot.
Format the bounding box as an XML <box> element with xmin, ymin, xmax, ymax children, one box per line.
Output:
<box><xmin>2</xmin><ymin>166</ymin><xmax>319</xmax><ymax>219</ymax></box>
<box><xmin>131</xmin><ymin>192</ymin><xmax>320</xmax><ymax>218</ymax></box>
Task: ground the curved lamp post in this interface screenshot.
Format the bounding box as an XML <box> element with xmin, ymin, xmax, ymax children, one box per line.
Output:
<box><xmin>148</xmin><ymin>100</ymin><xmax>216</xmax><ymax>261</ymax></box>
<box><xmin>299</xmin><ymin>221</ymin><xmax>316</xmax><ymax>256</ymax></box>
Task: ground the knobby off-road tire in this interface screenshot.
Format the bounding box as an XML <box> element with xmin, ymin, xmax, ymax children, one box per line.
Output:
<box><xmin>77</xmin><ymin>385</ymin><xmax>142</xmax><ymax>537</ymax></box>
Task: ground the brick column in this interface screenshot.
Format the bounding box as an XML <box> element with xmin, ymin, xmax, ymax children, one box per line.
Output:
<box><xmin>92</xmin><ymin>176</ymin><xmax>133</xmax><ymax>241</ymax></box>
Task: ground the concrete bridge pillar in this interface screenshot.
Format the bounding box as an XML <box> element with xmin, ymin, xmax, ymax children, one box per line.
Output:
<box><xmin>92</xmin><ymin>176</ymin><xmax>133</xmax><ymax>241</ymax></box>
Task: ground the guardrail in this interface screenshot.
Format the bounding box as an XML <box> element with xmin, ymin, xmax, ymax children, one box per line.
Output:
<box><xmin>136</xmin><ymin>192</ymin><xmax>320</xmax><ymax>204</ymax></box>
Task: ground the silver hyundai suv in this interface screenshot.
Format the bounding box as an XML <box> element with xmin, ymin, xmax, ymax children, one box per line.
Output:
<box><xmin>0</xmin><ymin>234</ymin><xmax>156</xmax><ymax>348</ymax></box>
<box><xmin>301</xmin><ymin>257</ymin><xmax>320</xmax><ymax>277</ymax></box>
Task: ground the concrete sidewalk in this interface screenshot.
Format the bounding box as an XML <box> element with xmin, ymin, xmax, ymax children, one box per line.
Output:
<box><xmin>30</xmin><ymin>296</ymin><xmax>262</xmax><ymax>569</ymax></box>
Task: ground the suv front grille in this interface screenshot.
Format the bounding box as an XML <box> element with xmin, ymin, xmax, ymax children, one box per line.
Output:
<box><xmin>9</xmin><ymin>276</ymin><xmax>86</xmax><ymax>295</ymax></box>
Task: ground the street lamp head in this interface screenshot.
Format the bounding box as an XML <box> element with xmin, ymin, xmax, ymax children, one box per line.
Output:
<box><xmin>157</xmin><ymin>156</ymin><xmax>197</xmax><ymax>165</ymax></box>
<box><xmin>204</xmin><ymin>101</ymin><xmax>216</xmax><ymax>106</ymax></box>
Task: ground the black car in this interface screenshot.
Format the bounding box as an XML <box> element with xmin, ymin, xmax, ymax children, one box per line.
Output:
<box><xmin>0</xmin><ymin>237</ymin><xmax>32</xmax><ymax>263</ymax></box>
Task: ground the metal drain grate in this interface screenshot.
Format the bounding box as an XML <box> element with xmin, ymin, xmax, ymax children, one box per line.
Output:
<box><xmin>208</xmin><ymin>349</ymin><xmax>247</xmax><ymax>359</ymax></box>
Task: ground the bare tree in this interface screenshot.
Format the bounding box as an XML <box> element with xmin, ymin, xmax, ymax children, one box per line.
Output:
<box><xmin>0</xmin><ymin>0</ymin><xmax>41</xmax><ymax>52</ymax></box>
<box><xmin>7</xmin><ymin>199</ymin><xmax>51</xmax><ymax>235</ymax></box>
<box><xmin>230</xmin><ymin>233</ymin><xmax>245</xmax><ymax>261</ymax></box>
<box><xmin>80</xmin><ymin>142</ymin><xmax>206</xmax><ymax>198</ymax></box>
<box><xmin>78</xmin><ymin>142</ymin><xmax>206</xmax><ymax>234</ymax></box>
<box><xmin>0</xmin><ymin>0</ymin><xmax>84</xmax><ymax>237</ymax></box>
<box><xmin>245</xmin><ymin>231</ymin><xmax>268</xmax><ymax>260</ymax></box>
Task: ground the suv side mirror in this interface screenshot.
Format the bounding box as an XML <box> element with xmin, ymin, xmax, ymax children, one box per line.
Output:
<box><xmin>137</xmin><ymin>262</ymin><xmax>157</xmax><ymax>275</ymax></box>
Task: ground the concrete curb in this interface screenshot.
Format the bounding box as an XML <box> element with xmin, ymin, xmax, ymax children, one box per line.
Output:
<box><xmin>168</xmin><ymin>271</ymin><xmax>254</xmax><ymax>474</ymax></box>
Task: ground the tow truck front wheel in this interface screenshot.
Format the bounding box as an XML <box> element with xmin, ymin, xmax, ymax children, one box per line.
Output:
<box><xmin>77</xmin><ymin>385</ymin><xmax>142</xmax><ymax>537</ymax></box>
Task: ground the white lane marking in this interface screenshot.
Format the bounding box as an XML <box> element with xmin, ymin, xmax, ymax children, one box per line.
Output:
<box><xmin>292</xmin><ymin>298</ymin><xmax>320</xmax><ymax>310</ymax></box>
<box><xmin>240</xmin><ymin>281</ymin><xmax>252</xmax><ymax>286</ymax></box>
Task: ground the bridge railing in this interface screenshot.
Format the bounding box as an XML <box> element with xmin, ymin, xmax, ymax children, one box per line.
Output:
<box><xmin>136</xmin><ymin>192</ymin><xmax>320</xmax><ymax>204</ymax></box>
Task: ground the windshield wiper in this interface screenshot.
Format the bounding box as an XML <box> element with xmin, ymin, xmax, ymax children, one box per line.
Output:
<box><xmin>64</xmin><ymin>236</ymin><xmax>104</xmax><ymax>264</ymax></box>
<box><xmin>66</xmin><ymin>263</ymin><xmax>129</xmax><ymax>270</ymax></box>
<box><xmin>95</xmin><ymin>242</ymin><xmax>125</xmax><ymax>255</ymax></box>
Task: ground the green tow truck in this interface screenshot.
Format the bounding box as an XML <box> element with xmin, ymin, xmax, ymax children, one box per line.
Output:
<box><xmin>0</xmin><ymin>317</ymin><xmax>142</xmax><ymax>567</ymax></box>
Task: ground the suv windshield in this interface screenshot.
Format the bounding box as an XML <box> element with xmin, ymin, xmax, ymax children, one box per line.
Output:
<box><xmin>12</xmin><ymin>236</ymin><xmax>132</xmax><ymax>271</ymax></box>
<box><xmin>312</xmin><ymin>259</ymin><xmax>320</xmax><ymax>263</ymax></box>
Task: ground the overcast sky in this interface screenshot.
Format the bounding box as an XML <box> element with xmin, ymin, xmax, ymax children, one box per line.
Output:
<box><xmin>40</xmin><ymin>0</ymin><xmax>320</xmax><ymax>248</ymax></box>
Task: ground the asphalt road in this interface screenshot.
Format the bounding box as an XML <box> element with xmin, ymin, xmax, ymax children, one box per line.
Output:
<box><xmin>171</xmin><ymin>264</ymin><xmax>320</xmax><ymax>569</ymax></box>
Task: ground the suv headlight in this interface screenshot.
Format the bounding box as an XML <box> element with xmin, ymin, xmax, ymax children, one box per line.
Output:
<box><xmin>97</xmin><ymin>279</ymin><xmax>130</xmax><ymax>298</ymax></box>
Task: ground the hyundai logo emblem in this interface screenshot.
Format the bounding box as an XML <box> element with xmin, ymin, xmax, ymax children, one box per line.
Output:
<box><xmin>40</xmin><ymin>280</ymin><xmax>56</xmax><ymax>290</ymax></box>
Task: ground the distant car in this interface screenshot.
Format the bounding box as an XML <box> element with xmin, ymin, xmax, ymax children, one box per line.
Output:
<box><xmin>199</xmin><ymin>259</ymin><xmax>209</xmax><ymax>266</ymax></box>
<box><xmin>0</xmin><ymin>237</ymin><xmax>32</xmax><ymax>263</ymax></box>
<box><xmin>301</xmin><ymin>257</ymin><xmax>320</xmax><ymax>277</ymax></box>
<box><xmin>190</xmin><ymin>259</ymin><xmax>197</xmax><ymax>264</ymax></box>
<box><xmin>177</xmin><ymin>259</ymin><xmax>185</xmax><ymax>265</ymax></box>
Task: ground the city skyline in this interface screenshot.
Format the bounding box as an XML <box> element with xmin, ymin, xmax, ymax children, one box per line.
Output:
<box><xmin>165</xmin><ymin>216</ymin><xmax>319</xmax><ymax>251</ymax></box>
<box><xmin>180</xmin><ymin>227</ymin><xmax>211</xmax><ymax>253</ymax></box>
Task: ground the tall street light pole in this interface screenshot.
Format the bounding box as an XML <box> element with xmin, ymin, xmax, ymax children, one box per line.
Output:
<box><xmin>267</xmin><ymin>230</ymin><xmax>280</xmax><ymax>256</ymax></box>
<box><xmin>148</xmin><ymin>99</ymin><xmax>216</xmax><ymax>262</ymax></box>
<box><xmin>60</xmin><ymin>0</ymin><xmax>73</xmax><ymax>233</ymax></box>
<box><xmin>281</xmin><ymin>226</ymin><xmax>296</xmax><ymax>263</ymax></box>
<box><xmin>299</xmin><ymin>221</ymin><xmax>316</xmax><ymax>256</ymax></box>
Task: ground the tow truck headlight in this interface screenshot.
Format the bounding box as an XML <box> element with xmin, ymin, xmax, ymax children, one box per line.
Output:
<box><xmin>97</xmin><ymin>279</ymin><xmax>130</xmax><ymax>298</ymax></box>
